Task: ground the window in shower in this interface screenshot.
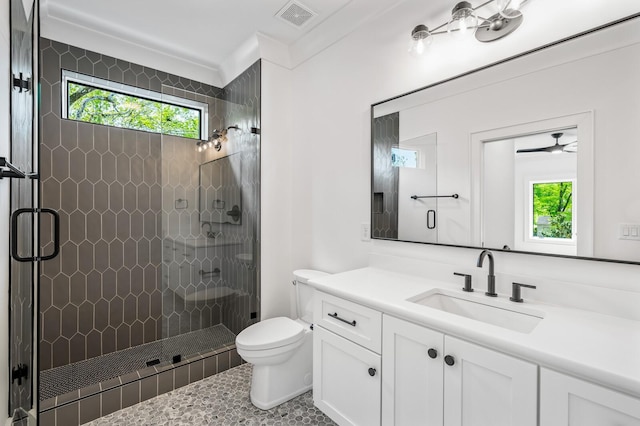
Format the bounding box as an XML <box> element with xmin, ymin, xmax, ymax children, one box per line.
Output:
<box><xmin>61</xmin><ymin>70</ymin><xmax>208</xmax><ymax>139</ymax></box>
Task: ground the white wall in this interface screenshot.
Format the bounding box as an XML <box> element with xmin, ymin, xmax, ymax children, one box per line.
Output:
<box><xmin>0</xmin><ymin>0</ymin><xmax>11</xmax><ymax>420</ymax></box>
<box><xmin>482</xmin><ymin>139</ymin><xmax>514</xmax><ymax>249</ymax></box>
<box><xmin>260</xmin><ymin>59</ymin><xmax>295</xmax><ymax>319</ymax></box>
<box><xmin>287</xmin><ymin>0</ymin><xmax>640</xmax><ymax>311</ymax></box>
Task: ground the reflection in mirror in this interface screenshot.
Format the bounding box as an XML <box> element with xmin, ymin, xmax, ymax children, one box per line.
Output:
<box><xmin>482</xmin><ymin>128</ymin><xmax>577</xmax><ymax>255</ymax></box>
<box><xmin>371</xmin><ymin>15</ymin><xmax>640</xmax><ymax>263</ymax></box>
<box><xmin>372</xmin><ymin>114</ymin><xmax>438</xmax><ymax>243</ymax></box>
<box><xmin>199</xmin><ymin>154</ymin><xmax>242</xmax><ymax>227</ymax></box>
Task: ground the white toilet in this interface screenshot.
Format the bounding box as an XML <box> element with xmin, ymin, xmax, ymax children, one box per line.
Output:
<box><xmin>235</xmin><ymin>269</ymin><xmax>328</xmax><ymax>410</ymax></box>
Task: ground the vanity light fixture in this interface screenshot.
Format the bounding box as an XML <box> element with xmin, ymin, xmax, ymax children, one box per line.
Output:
<box><xmin>408</xmin><ymin>0</ymin><xmax>529</xmax><ymax>56</ymax></box>
<box><xmin>196</xmin><ymin>125</ymin><xmax>240</xmax><ymax>152</ymax></box>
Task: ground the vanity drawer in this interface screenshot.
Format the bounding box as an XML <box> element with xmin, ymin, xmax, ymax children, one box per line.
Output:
<box><xmin>314</xmin><ymin>291</ymin><xmax>382</xmax><ymax>354</ymax></box>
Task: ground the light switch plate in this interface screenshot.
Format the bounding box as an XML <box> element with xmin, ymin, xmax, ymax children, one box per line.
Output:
<box><xmin>361</xmin><ymin>223</ymin><xmax>371</xmax><ymax>241</ymax></box>
<box><xmin>619</xmin><ymin>223</ymin><xmax>640</xmax><ymax>240</ymax></box>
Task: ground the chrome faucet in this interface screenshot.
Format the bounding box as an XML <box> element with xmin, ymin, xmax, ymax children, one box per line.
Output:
<box><xmin>477</xmin><ymin>250</ymin><xmax>497</xmax><ymax>297</ymax></box>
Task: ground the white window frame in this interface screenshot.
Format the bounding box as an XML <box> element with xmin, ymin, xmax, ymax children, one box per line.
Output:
<box><xmin>61</xmin><ymin>70</ymin><xmax>209</xmax><ymax>140</ymax></box>
<box><xmin>527</xmin><ymin>178</ymin><xmax>577</xmax><ymax>246</ymax></box>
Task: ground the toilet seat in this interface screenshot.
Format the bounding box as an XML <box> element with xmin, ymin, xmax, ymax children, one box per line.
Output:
<box><xmin>236</xmin><ymin>317</ymin><xmax>306</xmax><ymax>351</ymax></box>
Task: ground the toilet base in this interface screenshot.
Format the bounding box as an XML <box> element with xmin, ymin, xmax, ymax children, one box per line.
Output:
<box><xmin>247</xmin><ymin>331</ymin><xmax>313</xmax><ymax>410</ymax></box>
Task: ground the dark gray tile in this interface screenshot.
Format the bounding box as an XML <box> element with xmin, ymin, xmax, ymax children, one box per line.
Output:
<box><xmin>39</xmin><ymin>408</ymin><xmax>56</xmax><ymax>426</ymax></box>
<box><xmin>100</xmin><ymin>377</ymin><xmax>121</xmax><ymax>392</ymax></box>
<box><xmin>79</xmin><ymin>383</ymin><xmax>101</xmax><ymax>398</ymax></box>
<box><xmin>217</xmin><ymin>351</ymin><xmax>230</xmax><ymax>373</ymax></box>
<box><xmin>189</xmin><ymin>360</ymin><xmax>204</xmax><ymax>384</ymax></box>
<box><xmin>140</xmin><ymin>375</ymin><xmax>157</xmax><ymax>402</ymax></box>
<box><xmin>157</xmin><ymin>370</ymin><xmax>173</xmax><ymax>395</ymax></box>
<box><xmin>230</xmin><ymin>348</ymin><xmax>242</xmax><ymax>368</ymax></box>
<box><xmin>203</xmin><ymin>355</ymin><xmax>217</xmax><ymax>378</ymax></box>
<box><xmin>79</xmin><ymin>394</ymin><xmax>101</xmax><ymax>424</ymax></box>
<box><xmin>174</xmin><ymin>365</ymin><xmax>189</xmax><ymax>389</ymax></box>
<box><xmin>100</xmin><ymin>387</ymin><xmax>121</xmax><ymax>416</ymax></box>
<box><xmin>121</xmin><ymin>381</ymin><xmax>140</xmax><ymax>409</ymax></box>
<box><xmin>40</xmin><ymin>397</ymin><xmax>56</xmax><ymax>411</ymax></box>
<box><xmin>56</xmin><ymin>401</ymin><xmax>79</xmax><ymax>426</ymax></box>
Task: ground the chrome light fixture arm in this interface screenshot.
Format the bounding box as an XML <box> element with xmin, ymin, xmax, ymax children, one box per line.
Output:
<box><xmin>408</xmin><ymin>0</ymin><xmax>529</xmax><ymax>56</ymax></box>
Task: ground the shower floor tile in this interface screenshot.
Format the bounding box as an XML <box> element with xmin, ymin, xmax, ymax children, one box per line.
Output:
<box><xmin>40</xmin><ymin>324</ymin><xmax>236</xmax><ymax>401</ymax></box>
<box><xmin>85</xmin><ymin>363</ymin><xmax>336</xmax><ymax>426</ymax></box>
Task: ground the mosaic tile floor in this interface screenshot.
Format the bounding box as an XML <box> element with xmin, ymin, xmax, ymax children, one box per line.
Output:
<box><xmin>86</xmin><ymin>363</ymin><xmax>336</xmax><ymax>426</ymax></box>
<box><xmin>40</xmin><ymin>324</ymin><xmax>236</xmax><ymax>400</ymax></box>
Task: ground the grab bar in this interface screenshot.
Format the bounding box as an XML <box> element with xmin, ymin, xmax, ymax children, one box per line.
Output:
<box><xmin>411</xmin><ymin>194</ymin><xmax>459</xmax><ymax>200</ymax></box>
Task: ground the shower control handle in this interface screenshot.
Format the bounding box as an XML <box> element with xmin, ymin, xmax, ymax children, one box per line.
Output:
<box><xmin>328</xmin><ymin>312</ymin><xmax>356</xmax><ymax>327</ymax></box>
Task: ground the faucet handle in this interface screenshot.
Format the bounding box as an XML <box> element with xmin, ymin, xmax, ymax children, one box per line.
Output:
<box><xmin>510</xmin><ymin>282</ymin><xmax>537</xmax><ymax>303</ymax></box>
<box><xmin>453</xmin><ymin>272</ymin><xmax>473</xmax><ymax>292</ymax></box>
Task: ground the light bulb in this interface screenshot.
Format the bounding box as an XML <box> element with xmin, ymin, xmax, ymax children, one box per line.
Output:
<box><xmin>197</xmin><ymin>145</ymin><xmax>203</xmax><ymax>152</ymax></box>
<box><xmin>408</xmin><ymin>25</ymin><xmax>432</xmax><ymax>57</ymax></box>
<box><xmin>447</xmin><ymin>1</ymin><xmax>478</xmax><ymax>37</ymax></box>
<box><xmin>208</xmin><ymin>141</ymin><xmax>213</xmax><ymax>148</ymax></box>
<box><xmin>496</xmin><ymin>0</ymin><xmax>526</xmax><ymax>18</ymax></box>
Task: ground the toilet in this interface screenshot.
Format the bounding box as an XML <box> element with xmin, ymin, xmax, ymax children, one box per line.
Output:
<box><xmin>235</xmin><ymin>269</ymin><xmax>329</xmax><ymax>410</ymax></box>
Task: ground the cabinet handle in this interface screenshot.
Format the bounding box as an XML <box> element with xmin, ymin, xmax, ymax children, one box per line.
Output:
<box><xmin>427</xmin><ymin>348</ymin><xmax>438</xmax><ymax>359</ymax></box>
<box><xmin>368</xmin><ymin>368</ymin><xmax>377</xmax><ymax>377</ymax></box>
<box><xmin>328</xmin><ymin>312</ymin><xmax>356</xmax><ymax>327</ymax></box>
<box><xmin>444</xmin><ymin>355</ymin><xmax>455</xmax><ymax>366</ymax></box>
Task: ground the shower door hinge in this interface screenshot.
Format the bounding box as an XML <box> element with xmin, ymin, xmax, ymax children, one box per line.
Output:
<box><xmin>12</xmin><ymin>73</ymin><xmax>31</xmax><ymax>93</ymax></box>
<box><xmin>11</xmin><ymin>364</ymin><xmax>28</xmax><ymax>386</ymax></box>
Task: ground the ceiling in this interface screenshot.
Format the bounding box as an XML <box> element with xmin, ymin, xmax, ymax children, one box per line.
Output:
<box><xmin>39</xmin><ymin>0</ymin><xmax>405</xmax><ymax>84</ymax></box>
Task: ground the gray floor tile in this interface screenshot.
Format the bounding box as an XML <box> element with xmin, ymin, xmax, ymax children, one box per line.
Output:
<box><xmin>85</xmin><ymin>363</ymin><xmax>336</xmax><ymax>425</ymax></box>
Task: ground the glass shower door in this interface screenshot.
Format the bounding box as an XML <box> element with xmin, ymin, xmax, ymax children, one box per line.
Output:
<box><xmin>8</xmin><ymin>0</ymin><xmax>37</xmax><ymax>423</ymax></box>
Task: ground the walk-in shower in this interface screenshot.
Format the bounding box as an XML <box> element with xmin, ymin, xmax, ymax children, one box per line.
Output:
<box><xmin>37</xmin><ymin>39</ymin><xmax>260</xmax><ymax>424</ymax></box>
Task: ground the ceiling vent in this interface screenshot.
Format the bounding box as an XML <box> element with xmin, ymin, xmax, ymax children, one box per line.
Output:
<box><xmin>276</xmin><ymin>1</ymin><xmax>317</xmax><ymax>28</ymax></box>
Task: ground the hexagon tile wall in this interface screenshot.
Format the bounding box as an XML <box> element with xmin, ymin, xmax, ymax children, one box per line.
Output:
<box><xmin>38</xmin><ymin>38</ymin><xmax>261</xmax><ymax>371</ymax></box>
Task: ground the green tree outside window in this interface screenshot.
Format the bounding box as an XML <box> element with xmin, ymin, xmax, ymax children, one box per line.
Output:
<box><xmin>532</xmin><ymin>181</ymin><xmax>573</xmax><ymax>239</ymax></box>
<box><xmin>68</xmin><ymin>82</ymin><xmax>200</xmax><ymax>139</ymax></box>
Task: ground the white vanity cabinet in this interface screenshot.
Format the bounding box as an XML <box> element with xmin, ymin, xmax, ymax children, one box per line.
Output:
<box><xmin>313</xmin><ymin>291</ymin><xmax>383</xmax><ymax>426</ymax></box>
<box><xmin>382</xmin><ymin>315</ymin><xmax>538</xmax><ymax>426</ymax></box>
<box><xmin>540</xmin><ymin>368</ymin><xmax>640</xmax><ymax>425</ymax></box>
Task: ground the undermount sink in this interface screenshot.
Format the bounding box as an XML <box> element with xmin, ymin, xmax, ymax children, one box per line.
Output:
<box><xmin>408</xmin><ymin>289</ymin><xmax>544</xmax><ymax>333</ymax></box>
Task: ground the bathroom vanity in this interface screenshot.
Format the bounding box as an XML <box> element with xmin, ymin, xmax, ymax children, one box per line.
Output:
<box><xmin>309</xmin><ymin>267</ymin><xmax>640</xmax><ymax>426</ymax></box>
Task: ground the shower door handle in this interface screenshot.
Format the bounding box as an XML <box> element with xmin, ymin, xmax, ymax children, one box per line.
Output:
<box><xmin>11</xmin><ymin>208</ymin><xmax>60</xmax><ymax>262</ymax></box>
<box><xmin>427</xmin><ymin>210</ymin><xmax>436</xmax><ymax>230</ymax></box>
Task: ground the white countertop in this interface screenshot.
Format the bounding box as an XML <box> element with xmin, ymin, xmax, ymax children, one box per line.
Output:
<box><xmin>308</xmin><ymin>267</ymin><xmax>640</xmax><ymax>398</ymax></box>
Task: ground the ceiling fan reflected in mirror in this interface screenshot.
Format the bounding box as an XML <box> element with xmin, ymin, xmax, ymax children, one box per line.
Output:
<box><xmin>516</xmin><ymin>132</ymin><xmax>578</xmax><ymax>154</ymax></box>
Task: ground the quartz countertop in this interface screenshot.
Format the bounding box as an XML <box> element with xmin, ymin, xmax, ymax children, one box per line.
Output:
<box><xmin>308</xmin><ymin>267</ymin><xmax>640</xmax><ymax>398</ymax></box>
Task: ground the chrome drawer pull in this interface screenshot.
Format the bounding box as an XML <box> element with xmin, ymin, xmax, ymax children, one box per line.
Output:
<box><xmin>328</xmin><ymin>312</ymin><xmax>356</xmax><ymax>327</ymax></box>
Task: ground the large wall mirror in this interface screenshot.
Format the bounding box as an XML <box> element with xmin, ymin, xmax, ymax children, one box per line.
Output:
<box><xmin>371</xmin><ymin>14</ymin><xmax>640</xmax><ymax>264</ymax></box>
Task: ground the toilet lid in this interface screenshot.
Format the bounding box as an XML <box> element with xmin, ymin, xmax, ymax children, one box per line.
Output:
<box><xmin>236</xmin><ymin>317</ymin><xmax>305</xmax><ymax>351</ymax></box>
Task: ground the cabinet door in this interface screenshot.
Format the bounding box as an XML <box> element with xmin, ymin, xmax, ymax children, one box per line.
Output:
<box><xmin>540</xmin><ymin>368</ymin><xmax>640</xmax><ymax>426</ymax></box>
<box><xmin>313</xmin><ymin>326</ymin><xmax>381</xmax><ymax>426</ymax></box>
<box><xmin>382</xmin><ymin>315</ymin><xmax>444</xmax><ymax>425</ymax></box>
<box><xmin>443</xmin><ymin>336</ymin><xmax>537</xmax><ymax>426</ymax></box>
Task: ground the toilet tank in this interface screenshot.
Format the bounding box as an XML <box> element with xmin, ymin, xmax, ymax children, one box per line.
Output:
<box><xmin>293</xmin><ymin>269</ymin><xmax>329</xmax><ymax>323</ymax></box>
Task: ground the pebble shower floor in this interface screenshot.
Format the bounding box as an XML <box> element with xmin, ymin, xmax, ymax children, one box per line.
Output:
<box><xmin>86</xmin><ymin>363</ymin><xmax>336</xmax><ymax>425</ymax></box>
